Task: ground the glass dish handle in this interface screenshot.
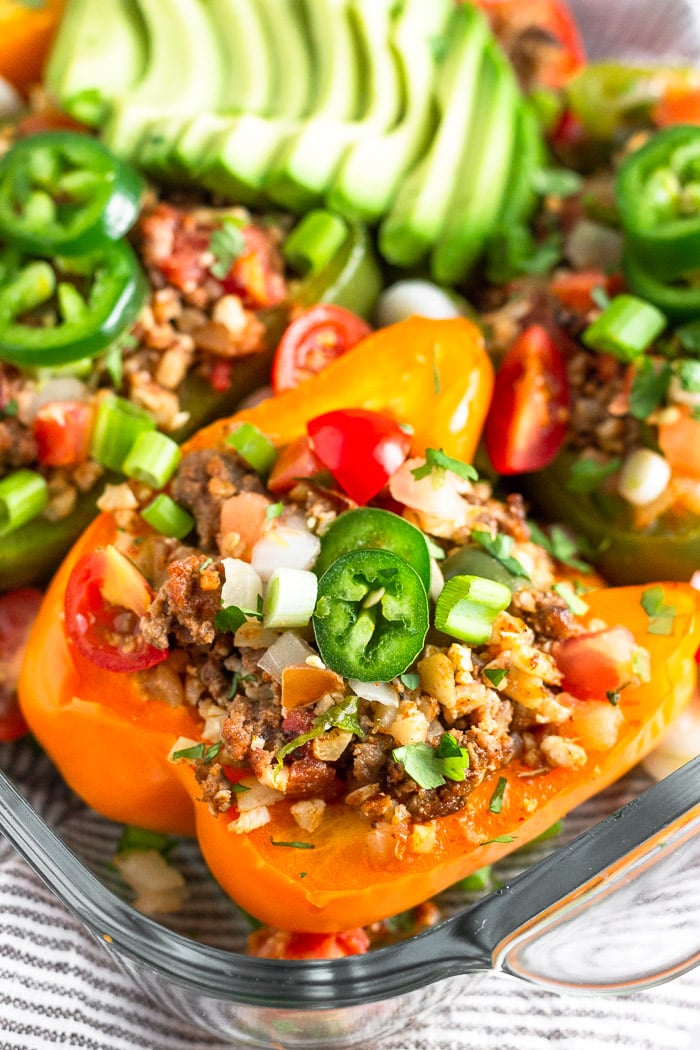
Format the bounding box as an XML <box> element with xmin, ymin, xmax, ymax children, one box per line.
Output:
<box><xmin>493</xmin><ymin>802</ymin><xmax>700</xmax><ymax>992</ymax></box>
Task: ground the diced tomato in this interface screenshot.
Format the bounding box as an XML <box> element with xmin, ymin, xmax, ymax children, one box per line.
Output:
<box><xmin>219</xmin><ymin>491</ymin><xmax>271</xmax><ymax>558</ymax></box>
<box><xmin>553</xmin><ymin>626</ymin><xmax>644</xmax><ymax>699</ymax></box>
<box><xmin>208</xmin><ymin>358</ymin><xmax>234</xmax><ymax>393</ymax></box>
<box><xmin>652</xmin><ymin>84</ymin><xmax>700</xmax><ymax>128</ymax></box>
<box><xmin>271</xmin><ymin>305</ymin><xmax>372</xmax><ymax>394</ymax></box>
<box><xmin>474</xmin><ymin>0</ymin><xmax>585</xmax><ymax>89</ymax></box>
<box><xmin>64</xmin><ymin>546</ymin><xmax>168</xmax><ymax>673</ymax></box>
<box><xmin>267</xmin><ymin>435</ymin><xmax>324</xmax><ymax>493</ymax></box>
<box><xmin>221</xmin><ymin>225</ymin><xmax>287</xmax><ymax>309</ymax></box>
<box><xmin>33</xmin><ymin>400</ymin><xmax>93</xmax><ymax>467</ymax></box>
<box><xmin>657</xmin><ymin>406</ymin><xmax>700</xmax><ymax>480</ymax></box>
<box><xmin>0</xmin><ymin>588</ymin><xmax>43</xmax><ymax>741</ymax></box>
<box><xmin>484</xmin><ymin>324</ymin><xmax>569</xmax><ymax>475</ymax></box>
<box><xmin>248</xmin><ymin>925</ymin><xmax>370</xmax><ymax>960</ymax></box>
<box><xmin>551</xmin><ymin>270</ymin><xmax>625</xmax><ymax>314</ymax></box>
<box><xmin>307</xmin><ymin>408</ymin><xmax>411</xmax><ymax>505</ymax></box>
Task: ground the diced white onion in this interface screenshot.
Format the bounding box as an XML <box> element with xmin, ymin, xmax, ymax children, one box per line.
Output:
<box><xmin>257</xmin><ymin>630</ymin><xmax>315</xmax><ymax>682</ymax></box>
<box><xmin>251</xmin><ymin>519</ymin><xmax>321</xmax><ymax>581</ymax></box>
<box><xmin>236</xmin><ymin>777</ymin><xmax>285</xmax><ymax>812</ymax></box>
<box><xmin>113</xmin><ymin>850</ymin><xmax>187</xmax><ymax>914</ymax></box>
<box><xmin>349</xmin><ymin>678</ymin><xmax>398</xmax><ymax>706</ymax></box>
<box><xmin>564</xmin><ymin>219</ymin><xmax>623</xmax><ymax>272</ymax></box>
<box><xmin>389</xmin><ymin>458</ymin><xmax>469</xmax><ymax>524</ymax></box>
<box><xmin>18</xmin><ymin>376</ymin><xmax>88</xmax><ymax>425</ymax></box>
<box><xmin>617</xmin><ymin>448</ymin><xmax>671</xmax><ymax>506</ymax></box>
<box><xmin>0</xmin><ymin>76</ymin><xmax>22</xmax><ymax>118</ymax></box>
<box><xmin>233</xmin><ymin>622</ymin><xmax>279</xmax><ymax>649</ymax></box>
<box><xmin>263</xmin><ymin>567</ymin><xmax>318</xmax><ymax>629</ymax></box>
<box><xmin>375</xmin><ymin>280</ymin><xmax>462</xmax><ymax>327</ymax></box>
<box><xmin>429</xmin><ymin>558</ymin><xmax>445</xmax><ymax>603</ymax></box>
<box><xmin>221</xmin><ymin>558</ymin><xmax>263</xmax><ymax>610</ymax></box>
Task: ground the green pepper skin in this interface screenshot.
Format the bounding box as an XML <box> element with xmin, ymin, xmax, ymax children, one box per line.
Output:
<box><xmin>290</xmin><ymin>221</ymin><xmax>382</xmax><ymax>318</ymax></box>
<box><xmin>314</xmin><ymin>508</ymin><xmax>432</xmax><ymax>593</ymax></box>
<box><xmin>523</xmin><ymin>450</ymin><xmax>700</xmax><ymax>585</ymax></box>
<box><xmin>622</xmin><ymin>250</ymin><xmax>700</xmax><ymax>322</ymax></box>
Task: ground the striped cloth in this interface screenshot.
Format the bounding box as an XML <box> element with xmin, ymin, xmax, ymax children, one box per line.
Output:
<box><xmin>1</xmin><ymin>741</ymin><xmax>699</xmax><ymax>1050</ymax></box>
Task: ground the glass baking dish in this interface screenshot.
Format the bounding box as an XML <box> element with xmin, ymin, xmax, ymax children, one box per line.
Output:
<box><xmin>3</xmin><ymin>1</ymin><xmax>700</xmax><ymax>1046</ymax></box>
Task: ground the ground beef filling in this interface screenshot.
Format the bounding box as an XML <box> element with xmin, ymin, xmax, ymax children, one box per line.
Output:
<box><xmin>130</xmin><ymin>444</ymin><xmax>604</xmax><ymax>836</ymax></box>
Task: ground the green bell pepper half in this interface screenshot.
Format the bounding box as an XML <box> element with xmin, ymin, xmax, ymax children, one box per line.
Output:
<box><xmin>0</xmin><ymin>131</ymin><xmax>145</xmax><ymax>256</ymax></box>
<box><xmin>523</xmin><ymin>449</ymin><xmax>700</xmax><ymax>585</ymax></box>
<box><xmin>616</xmin><ymin>125</ymin><xmax>700</xmax><ymax>282</ymax></box>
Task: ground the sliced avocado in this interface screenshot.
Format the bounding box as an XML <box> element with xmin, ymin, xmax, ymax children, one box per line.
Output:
<box><xmin>44</xmin><ymin>0</ymin><xmax>146</xmax><ymax>125</ymax></box>
<box><xmin>430</xmin><ymin>42</ymin><xmax>518</xmax><ymax>284</ymax></box>
<box><xmin>207</xmin><ymin>0</ymin><xmax>274</xmax><ymax>114</ymax></box>
<box><xmin>198</xmin><ymin>114</ymin><xmax>299</xmax><ymax>206</ymax></box>
<box><xmin>328</xmin><ymin>0</ymin><xmax>452</xmax><ymax>223</ymax></box>
<box><xmin>378</xmin><ymin>4</ymin><xmax>490</xmax><ymax>269</ymax></box>
<box><xmin>132</xmin><ymin>114</ymin><xmax>195</xmax><ymax>182</ymax></box>
<box><xmin>495</xmin><ymin>98</ymin><xmax>548</xmax><ymax>230</ymax></box>
<box><xmin>102</xmin><ymin>103</ymin><xmax>169</xmax><ymax>162</ymax></box>
<box><xmin>254</xmin><ymin>0</ymin><xmax>314</xmax><ymax>119</ymax></box>
<box><xmin>123</xmin><ymin>0</ymin><xmax>223</xmax><ymax>114</ymax></box>
<box><xmin>302</xmin><ymin>0</ymin><xmax>360</xmax><ymax>122</ymax></box>
<box><xmin>171</xmin><ymin>113</ymin><xmax>233</xmax><ymax>177</ymax></box>
<box><xmin>264</xmin><ymin>0</ymin><xmax>403</xmax><ymax>212</ymax></box>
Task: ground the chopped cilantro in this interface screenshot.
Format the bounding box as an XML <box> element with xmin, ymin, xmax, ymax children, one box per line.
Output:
<box><xmin>606</xmin><ymin>689</ymin><xmax>621</xmax><ymax>706</ymax></box>
<box><xmin>411</xmin><ymin>447</ymin><xmax>478</xmax><ymax>484</ymax></box>
<box><xmin>675</xmin><ymin>319</ymin><xmax>700</xmax><ymax>354</ymax></box>
<box><xmin>227</xmin><ymin>671</ymin><xmax>256</xmax><ymax>699</ymax></box>
<box><xmin>270</xmin><ymin>839</ymin><xmax>315</xmax><ymax>849</ymax></box>
<box><xmin>486</xmin><ymin>224</ymin><xmax>562</xmax><ymax>284</ymax></box>
<box><xmin>214</xmin><ymin>606</ymin><xmax>248</xmax><ymax>633</ymax></box>
<box><xmin>209</xmin><ymin>218</ymin><xmax>246</xmax><ymax>279</ymax></box>
<box><xmin>641</xmin><ymin>587</ymin><xmax>676</xmax><ymax>635</ymax></box>
<box><xmin>393</xmin><ymin>732</ymin><xmax>470</xmax><ymax>789</ymax></box>
<box><xmin>629</xmin><ymin>358</ymin><xmax>672</xmax><ymax>421</ymax></box>
<box><xmin>531</xmin><ymin>167</ymin><xmax>583</xmax><ymax>199</ymax></box>
<box><xmin>527</xmin><ymin>521</ymin><xmax>593</xmax><ymax>574</ymax></box>
<box><xmin>484</xmin><ymin>667</ymin><xmax>507</xmax><ymax>688</ymax></box>
<box><xmin>488</xmin><ymin>776</ymin><xmax>508</xmax><ymax>814</ymax></box>
<box><xmin>199</xmin><ymin>557</ymin><xmax>214</xmax><ymax>572</ymax></box>
<box><xmin>276</xmin><ymin>696</ymin><xmax>363</xmax><ymax>764</ymax></box>
<box><xmin>552</xmin><ymin>581</ymin><xmax>589</xmax><ymax>616</ymax></box>
<box><xmin>676</xmin><ymin>358</ymin><xmax>700</xmax><ymax>395</ymax></box>
<box><xmin>400</xmin><ymin>672</ymin><xmax>420</xmax><ymax>691</ymax></box>
<box><xmin>481</xmin><ymin>834</ymin><xmax>516</xmax><ymax>845</ymax></box>
<box><xmin>228</xmin><ymin>781</ymin><xmax>250</xmax><ymax>795</ymax></box>
<box><xmin>566</xmin><ymin>455</ymin><xmax>621</xmax><ymax>494</ymax></box>
<box><xmin>470</xmin><ymin>529</ymin><xmax>530</xmax><ymax>579</ymax></box>
<box><xmin>266</xmin><ymin>501</ymin><xmax>283</xmax><ymax>520</ymax></box>
<box><xmin>172</xmin><ymin>740</ymin><xmax>222</xmax><ymax>763</ymax></box>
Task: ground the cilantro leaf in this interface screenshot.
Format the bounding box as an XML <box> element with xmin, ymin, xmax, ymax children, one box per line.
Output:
<box><xmin>265</xmin><ymin>501</ymin><xmax>283</xmax><ymax>520</ymax></box>
<box><xmin>676</xmin><ymin>358</ymin><xmax>700</xmax><ymax>395</ymax></box>
<box><xmin>488</xmin><ymin>776</ymin><xmax>508</xmax><ymax>814</ymax></box>
<box><xmin>270</xmin><ymin>839</ymin><xmax>315</xmax><ymax>849</ymax></box>
<box><xmin>209</xmin><ymin>218</ymin><xmax>246</xmax><ymax>280</ymax></box>
<box><xmin>527</xmin><ymin>521</ymin><xmax>593</xmax><ymax>574</ymax></box>
<box><xmin>484</xmin><ymin>667</ymin><xmax>507</xmax><ymax>688</ymax></box>
<box><xmin>470</xmin><ymin>529</ymin><xmax>530</xmax><ymax>579</ymax></box>
<box><xmin>276</xmin><ymin>696</ymin><xmax>363</xmax><ymax>764</ymax></box>
<box><xmin>411</xmin><ymin>448</ymin><xmax>478</xmax><ymax>483</ymax></box>
<box><xmin>566</xmin><ymin>456</ymin><xmax>621</xmax><ymax>494</ymax></box>
<box><xmin>214</xmin><ymin>606</ymin><xmax>248</xmax><ymax>633</ymax></box>
<box><xmin>481</xmin><ymin>834</ymin><xmax>516</xmax><ymax>845</ymax></box>
<box><xmin>393</xmin><ymin>733</ymin><xmax>470</xmax><ymax>789</ymax></box>
<box><xmin>629</xmin><ymin>358</ymin><xmax>672</xmax><ymax>421</ymax></box>
<box><xmin>400</xmin><ymin>672</ymin><xmax>420</xmax><ymax>691</ymax></box>
<box><xmin>641</xmin><ymin>587</ymin><xmax>676</xmax><ymax>635</ymax></box>
<box><xmin>227</xmin><ymin>671</ymin><xmax>256</xmax><ymax>699</ymax></box>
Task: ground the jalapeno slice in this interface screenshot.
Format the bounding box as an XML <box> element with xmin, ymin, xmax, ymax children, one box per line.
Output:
<box><xmin>313</xmin><ymin>549</ymin><xmax>429</xmax><ymax>682</ymax></box>
<box><xmin>314</xmin><ymin>508</ymin><xmax>432</xmax><ymax>593</ymax></box>
<box><xmin>0</xmin><ymin>240</ymin><xmax>147</xmax><ymax>367</ymax></box>
<box><xmin>0</xmin><ymin>131</ymin><xmax>145</xmax><ymax>256</ymax></box>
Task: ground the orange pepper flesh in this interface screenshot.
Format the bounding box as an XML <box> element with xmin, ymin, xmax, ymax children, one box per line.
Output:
<box><xmin>19</xmin><ymin>317</ymin><xmax>493</xmax><ymax>836</ymax></box>
<box><xmin>0</xmin><ymin>0</ymin><xmax>66</xmax><ymax>92</ymax></box>
<box><xmin>172</xmin><ymin>582</ymin><xmax>700</xmax><ymax>931</ymax></box>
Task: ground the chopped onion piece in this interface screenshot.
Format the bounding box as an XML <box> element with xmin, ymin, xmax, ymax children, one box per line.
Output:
<box><xmin>251</xmin><ymin>519</ymin><xmax>321</xmax><ymax>582</ymax></box>
<box><xmin>258</xmin><ymin>630</ymin><xmax>316</xmax><ymax>682</ymax></box>
<box><xmin>236</xmin><ymin>778</ymin><xmax>285</xmax><ymax>812</ymax></box>
<box><xmin>429</xmin><ymin>558</ymin><xmax>445</xmax><ymax>603</ymax></box>
<box><xmin>263</xmin><ymin>567</ymin><xmax>318</xmax><ymax>629</ymax></box>
<box><xmin>19</xmin><ymin>376</ymin><xmax>87</xmax><ymax>425</ymax></box>
<box><xmin>349</xmin><ymin>678</ymin><xmax>398</xmax><ymax>707</ymax></box>
<box><xmin>221</xmin><ymin>558</ymin><xmax>263</xmax><ymax>610</ymax></box>
<box><xmin>375</xmin><ymin>280</ymin><xmax>462</xmax><ymax>327</ymax></box>
<box><xmin>113</xmin><ymin>850</ymin><xmax>187</xmax><ymax>915</ymax></box>
<box><xmin>618</xmin><ymin>448</ymin><xmax>671</xmax><ymax>506</ymax></box>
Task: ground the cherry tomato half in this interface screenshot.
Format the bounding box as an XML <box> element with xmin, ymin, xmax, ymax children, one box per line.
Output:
<box><xmin>0</xmin><ymin>588</ymin><xmax>43</xmax><ymax>741</ymax></box>
<box><xmin>33</xmin><ymin>400</ymin><xmax>94</xmax><ymax>467</ymax></box>
<box><xmin>307</xmin><ymin>409</ymin><xmax>411</xmax><ymax>506</ymax></box>
<box><xmin>272</xmin><ymin>305</ymin><xmax>372</xmax><ymax>394</ymax></box>
<box><xmin>64</xmin><ymin>546</ymin><xmax>168</xmax><ymax>673</ymax></box>
<box><xmin>484</xmin><ymin>324</ymin><xmax>569</xmax><ymax>475</ymax></box>
<box><xmin>554</xmin><ymin>626</ymin><xmax>642</xmax><ymax>699</ymax></box>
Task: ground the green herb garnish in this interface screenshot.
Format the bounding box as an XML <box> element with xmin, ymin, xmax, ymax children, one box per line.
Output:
<box><xmin>488</xmin><ymin>776</ymin><xmax>508</xmax><ymax>814</ymax></box>
<box><xmin>641</xmin><ymin>587</ymin><xmax>676</xmax><ymax>635</ymax></box>
<box><xmin>470</xmin><ymin>529</ymin><xmax>530</xmax><ymax>579</ymax></box>
<box><xmin>411</xmin><ymin>448</ymin><xmax>478</xmax><ymax>484</ymax></box>
<box><xmin>392</xmin><ymin>732</ymin><xmax>470</xmax><ymax>789</ymax></box>
<box><xmin>209</xmin><ymin>218</ymin><xmax>246</xmax><ymax>279</ymax></box>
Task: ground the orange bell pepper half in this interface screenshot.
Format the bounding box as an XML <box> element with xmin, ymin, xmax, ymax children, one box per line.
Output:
<box><xmin>18</xmin><ymin>317</ymin><xmax>493</xmax><ymax>836</ymax></box>
<box><xmin>174</xmin><ymin>582</ymin><xmax>700</xmax><ymax>932</ymax></box>
<box><xmin>0</xmin><ymin>0</ymin><xmax>66</xmax><ymax>92</ymax></box>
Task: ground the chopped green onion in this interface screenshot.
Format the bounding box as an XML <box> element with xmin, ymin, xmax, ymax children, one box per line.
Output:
<box><xmin>283</xmin><ymin>209</ymin><xmax>348</xmax><ymax>275</ymax></box>
<box><xmin>434</xmin><ymin>574</ymin><xmax>511</xmax><ymax>645</ymax></box>
<box><xmin>123</xmin><ymin>430</ymin><xmax>182</xmax><ymax>489</ymax></box>
<box><xmin>582</xmin><ymin>294</ymin><xmax>666</xmax><ymax>361</ymax></box>
<box><xmin>552</xmin><ymin>581</ymin><xmax>589</xmax><ymax>616</ymax></box>
<box><xmin>0</xmin><ymin>469</ymin><xmax>48</xmax><ymax>537</ymax></box>
<box><xmin>263</xmin><ymin>567</ymin><xmax>318</xmax><ymax>629</ymax></box>
<box><xmin>227</xmin><ymin>422</ymin><xmax>277</xmax><ymax>476</ymax></box>
<box><xmin>90</xmin><ymin>396</ymin><xmax>156</xmax><ymax>472</ymax></box>
<box><xmin>141</xmin><ymin>493</ymin><xmax>195</xmax><ymax>539</ymax></box>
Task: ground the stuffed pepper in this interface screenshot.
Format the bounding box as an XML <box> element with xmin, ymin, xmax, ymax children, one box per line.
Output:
<box><xmin>0</xmin><ymin>128</ymin><xmax>380</xmax><ymax>590</ymax></box>
<box><xmin>20</xmin><ymin>316</ymin><xmax>700</xmax><ymax>932</ymax></box>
